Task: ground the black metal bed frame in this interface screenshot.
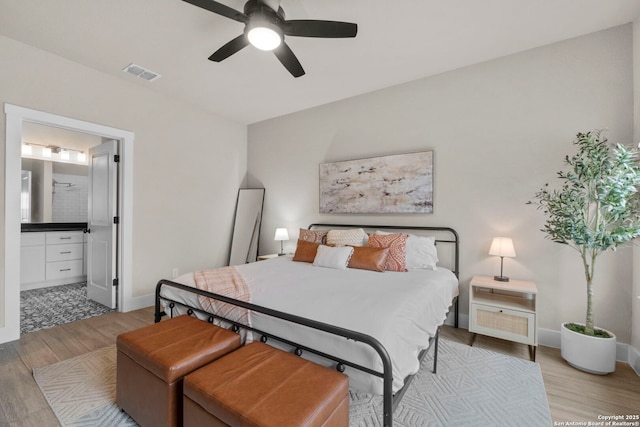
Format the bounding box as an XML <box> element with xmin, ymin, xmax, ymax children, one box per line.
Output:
<box><xmin>154</xmin><ymin>224</ymin><xmax>459</xmax><ymax>427</ymax></box>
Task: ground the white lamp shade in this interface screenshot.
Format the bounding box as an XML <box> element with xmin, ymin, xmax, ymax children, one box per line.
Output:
<box><xmin>274</xmin><ymin>228</ymin><xmax>289</xmax><ymax>241</ymax></box>
<box><xmin>489</xmin><ymin>237</ymin><xmax>516</xmax><ymax>258</ymax></box>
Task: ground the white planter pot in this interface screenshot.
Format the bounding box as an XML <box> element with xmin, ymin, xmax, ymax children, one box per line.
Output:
<box><xmin>560</xmin><ymin>323</ymin><xmax>616</xmax><ymax>374</ymax></box>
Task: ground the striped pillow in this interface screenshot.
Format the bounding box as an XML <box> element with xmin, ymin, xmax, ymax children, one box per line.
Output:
<box><xmin>326</xmin><ymin>228</ymin><xmax>367</xmax><ymax>247</ymax></box>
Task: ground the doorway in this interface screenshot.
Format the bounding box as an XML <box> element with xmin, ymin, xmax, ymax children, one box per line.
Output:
<box><xmin>19</xmin><ymin>123</ymin><xmax>116</xmax><ymax>332</ymax></box>
<box><xmin>1</xmin><ymin>104</ymin><xmax>134</xmax><ymax>343</ymax></box>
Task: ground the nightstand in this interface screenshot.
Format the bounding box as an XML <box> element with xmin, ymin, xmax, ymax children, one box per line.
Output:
<box><xmin>257</xmin><ymin>254</ymin><xmax>279</xmax><ymax>261</ymax></box>
<box><xmin>469</xmin><ymin>275</ymin><xmax>538</xmax><ymax>361</ymax></box>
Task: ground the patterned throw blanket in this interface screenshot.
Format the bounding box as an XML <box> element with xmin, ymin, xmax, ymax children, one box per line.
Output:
<box><xmin>193</xmin><ymin>266</ymin><xmax>252</xmax><ymax>342</ymax></box>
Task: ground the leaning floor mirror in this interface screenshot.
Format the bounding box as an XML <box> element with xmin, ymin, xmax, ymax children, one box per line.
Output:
<box><xmin>228</xmin><ymin>188</ymin><xmax>265</xmax><ymax>266</ymax></box>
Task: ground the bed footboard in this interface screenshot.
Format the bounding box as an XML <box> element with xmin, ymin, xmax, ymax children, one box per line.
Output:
<box><xmin>155</xmin><ymin>279</ymin><xmax>439</xmax><ymax>427</ymax></box>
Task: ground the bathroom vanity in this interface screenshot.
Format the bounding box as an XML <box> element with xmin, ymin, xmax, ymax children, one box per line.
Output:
<box><xmin>21</xmin><ymin>223</ymin><xmax>87</xmax><ymax>290</ymax></box>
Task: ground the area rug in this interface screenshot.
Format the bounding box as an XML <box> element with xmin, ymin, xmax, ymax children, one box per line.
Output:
<box><xmin>21</xmin><ymin>282</ymin><xmax>114</xmax><ymax>334</ymax></box>
<box><xmin>33</xmin><ymin>339</ymin><xmax>552</xmax><ymax>426</ymax></box>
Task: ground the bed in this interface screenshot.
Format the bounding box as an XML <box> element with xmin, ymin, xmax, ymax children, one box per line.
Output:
<box><xmin>155</xmin><ymin>224</ymin><xmax>459</xmax><ymax>427</ymax></box>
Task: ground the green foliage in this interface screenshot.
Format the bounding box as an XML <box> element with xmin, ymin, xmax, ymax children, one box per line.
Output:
<box><xmin>530</xmin><ymin>131</ymin><xmax>640</xmax><ymax>336</ymax></box>
<box><xmin>564</xmin><ymin>323</ymin><xmax>612</xmax><ymax>339</ymax></box>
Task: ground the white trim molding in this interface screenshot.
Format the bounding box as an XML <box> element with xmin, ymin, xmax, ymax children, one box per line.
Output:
<box><xmin>128</xmin><ymin>294</ymin><xmax>156</xmax><ymax>312</ymax></box>
<box><xmin>1</xmin><ymin>103</ymin><xmax>135</xmax><ymax>344</ymax></box>
<box><xmin>630</xmin><ymin>344</ymin><xmax>640</xmax><ymax>376</ymax></box>
<box><xmin>0</xmin><ymin>108</ymin><xmax>23</xmax><ymax>343</ymax></box>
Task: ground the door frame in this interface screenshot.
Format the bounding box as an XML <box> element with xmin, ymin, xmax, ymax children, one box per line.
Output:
<box><xmin>1</xmin><ymin>103</ymin><xmax>134</xmax><ymax>343</ymax></box>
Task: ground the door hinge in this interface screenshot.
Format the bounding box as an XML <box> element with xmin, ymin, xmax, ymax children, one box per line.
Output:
<box><xmin>113</xmin><ymin>278</ymin><xmax>119</xmax><ymax>287</ymax></box>
<box><xmin>114</xmin><ymin>154</ymin><xmax>120</xmax><ymax>163</ymax></box>
<box><xmin>114</xmin><ymin>216</ymin><xmax>120</xmax><ymax>224</ymax></box>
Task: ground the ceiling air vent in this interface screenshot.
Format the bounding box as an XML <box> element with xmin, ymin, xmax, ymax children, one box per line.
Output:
<box><xmin>122</xmin><ymin>63</ymin><xmax>161</xmax><ymax>82</ymax></box>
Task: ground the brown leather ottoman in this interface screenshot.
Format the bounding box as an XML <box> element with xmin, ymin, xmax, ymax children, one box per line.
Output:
<box><xmin>183</xmin><ymin>342</ymin><xmax>349</xmax><ymax>427</ymax></box>
<box><xmin>116</xmin><ymin>315</ymin><xmax>241</xmax><ymax>427</ymax></box>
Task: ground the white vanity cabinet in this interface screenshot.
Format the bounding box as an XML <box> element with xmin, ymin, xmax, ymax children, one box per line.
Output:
<box><xmin>21</xmin><ymin>232</ymin><xmax>46</xmax><ymax>285</ymax></box>
<box><xmin>21</xmin><ymin>230</ymin><xmax>87</xmax><ymax>290</ymax></box>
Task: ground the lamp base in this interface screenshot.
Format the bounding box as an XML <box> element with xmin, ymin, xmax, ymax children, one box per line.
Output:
<box><xmin>278</xmin><ymin>253</ymin><xmax>286</xmax><ymax>256</ymax></box>
<box><xmin>494</xmin><ymin>275</ymin><xmax>510</xmax><ymax>282</ymax></box>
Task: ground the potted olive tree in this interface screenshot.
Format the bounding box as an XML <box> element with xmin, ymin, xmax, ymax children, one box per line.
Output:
<box><xmin>530</xmin><ymin>130</ymin><xmax>640</xmax><ymax>374</ymax></box>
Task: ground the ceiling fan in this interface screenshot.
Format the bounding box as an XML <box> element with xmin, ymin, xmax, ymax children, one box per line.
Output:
<box><xmin>182</xmin><ymin>0</ymin><xmax>358</xmax><ymax>77</ymax></box>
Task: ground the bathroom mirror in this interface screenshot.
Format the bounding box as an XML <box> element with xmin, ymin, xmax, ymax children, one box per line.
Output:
<box><xmin>228</xmin><ymin>188</ymin><xmax>265</xmax><ymax>266</ymax></box>
<box><xmin>21</xmin><ymin>170</ymin><xmax>32</xmax><ymax>223</ymax></box>
<box><xmin>20</xmin><ymin>121</ymin><xmax>103</xmax><ymax>224</ymax></box>
<box><xmin>21</xmin><ymin>158</ymin><xmax>89</xmax><ymax>223</ymax></box>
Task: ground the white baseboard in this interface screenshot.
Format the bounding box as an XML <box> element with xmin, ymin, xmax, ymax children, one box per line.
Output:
<box><xmin>21</xmin><ymin>276</ymin><xmax>87</xmax><ymax>291</ymax></box>
<box><xmin>444</xmin><ymin>312</ymin><xmax>469</xmax><ymax>329</ymax></box>
<box><xmin>0</xmin><ymin>324</ymin><xmax>20</xmax><ymax>344</ymax></box>
<box><xmin>539</xmin><ymin>327</ymin><xmax>561</xmax><ymax>349</ymax></box>
<box><xmin>122</xmin><ymin>293</ymin><xmax>155</xmax><ymax>312</ymax></box>
<box><xmin>630</xmin><ymin>344</ymin><xmax>640</xmax><ymax>376</ymax></box>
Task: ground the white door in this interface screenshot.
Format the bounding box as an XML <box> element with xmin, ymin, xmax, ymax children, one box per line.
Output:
<box><xmin>87</xmin><ymin>140</ymin><xmax>118</xmax><ymax>308</ymax></box>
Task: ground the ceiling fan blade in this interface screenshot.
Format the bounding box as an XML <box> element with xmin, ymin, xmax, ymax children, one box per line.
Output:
<box><xmin>182</xmin><ymin>0</ymin><xmax>247</xmax><ymax>23</ymax></box>
<box><xmin>209</xmin><ymin>34</ymin><xmax>250</xmax><ymax>62</ymax></box>
<box><xmin>273</xmin><ymin>42</ymin><xmax>305</xmax><ymax>78</ymax></box>
<box><xmin>283</xmin><ymin>20</ymin><xmax>357</xmax><ymax>38</ymax></box>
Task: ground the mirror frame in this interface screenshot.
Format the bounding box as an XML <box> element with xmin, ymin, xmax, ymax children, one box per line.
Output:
<box><xmin>228</xmin><ymin>188</ymin><xmax>265</xmax><ymax>266</ymax></box>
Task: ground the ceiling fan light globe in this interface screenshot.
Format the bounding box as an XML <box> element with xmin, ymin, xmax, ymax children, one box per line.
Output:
<box><xmin>247</xmin><ymin>26</ymin><xmax>282</xmax><ymax>51</ymax></box>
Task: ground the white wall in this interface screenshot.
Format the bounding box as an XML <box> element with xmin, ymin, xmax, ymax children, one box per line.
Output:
<box><xmin>248</xmin><ymin>25</ymin><xmax>635</xmax><ymax>342</ymax></box>
<box><xmin>0</xmin><ymin>35</ymin><xmax>247</xmax><ymax>328</ymax></box>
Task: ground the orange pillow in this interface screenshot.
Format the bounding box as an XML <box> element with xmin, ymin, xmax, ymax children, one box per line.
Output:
<box><xmin>292</xmin><ymin>239</ymin><xmax>320</xmax><ymax>263</ymax></box>
<box><xmin>368</xmin><ymin>233</ymin><xmax>409</xmax><ymax>272</ymax></box>
<box><xmin>348</xmin><ymin>246</ymin><xmax>389</xmax><ymax>272</ymax></box>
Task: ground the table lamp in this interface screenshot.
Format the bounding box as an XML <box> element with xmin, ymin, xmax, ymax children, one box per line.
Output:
<box><xmin>489</xmin><ymin>237</ymin><xmax>516</xmax><ymax>282</ymax></box>
<box><xmin>274</xmin><ymin>228</ymin><xmax>289</xmax><ymax>256</ymax></box>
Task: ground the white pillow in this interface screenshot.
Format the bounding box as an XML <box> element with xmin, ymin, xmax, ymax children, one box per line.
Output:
<box><xmin>312</xmin><ymin>245</ymin><xmax>354</xmax><ymax>270</ymax></box>
<box><xmin>376</xmin><ymin>230</ymin><xmax>438</xmax><ymax>270</ymax></box>
<box><xmin>406</xmin><ymin>235</ymin><xmax>438</xmax><ymax>270</ymax></box>
<box><xmin>326</xmin><ymin>228</ymin><xmax>367</xmax><ymax>247</ymax></box>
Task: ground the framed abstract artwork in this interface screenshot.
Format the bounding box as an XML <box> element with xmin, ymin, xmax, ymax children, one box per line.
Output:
<box><xmin>319</xmin><ymin>151</ymin><xmax>433</xmax><ymax>214</ymax></box>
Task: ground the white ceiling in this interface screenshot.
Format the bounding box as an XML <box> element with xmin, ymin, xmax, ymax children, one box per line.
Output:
<box><xmin>2</xmin><ymin>0</ymin><xmax>640</xmax><ymax>125</ymax></box>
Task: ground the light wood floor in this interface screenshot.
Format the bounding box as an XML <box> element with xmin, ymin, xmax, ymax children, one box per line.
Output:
<box><xmin>0</xmin><ymin>307</ymin><xmax>638</xmax><ymax>426</ymax></box>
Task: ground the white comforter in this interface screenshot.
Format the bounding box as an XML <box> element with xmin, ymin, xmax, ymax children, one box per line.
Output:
<box><xmin>160</xmin><ymin>255</ymin><xmax>459</xmax><ymax>394</ymax></box>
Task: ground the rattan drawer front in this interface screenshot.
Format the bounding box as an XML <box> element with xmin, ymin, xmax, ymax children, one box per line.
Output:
<box><xmin>477</xmin><ymin>308</ymin><xmax>528</xmax><ymax>335</ymax></box>
<box><xmin>470</xmin><ymin>303</ymin><xmax>535</xmax><ymax>345</ymax></box>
